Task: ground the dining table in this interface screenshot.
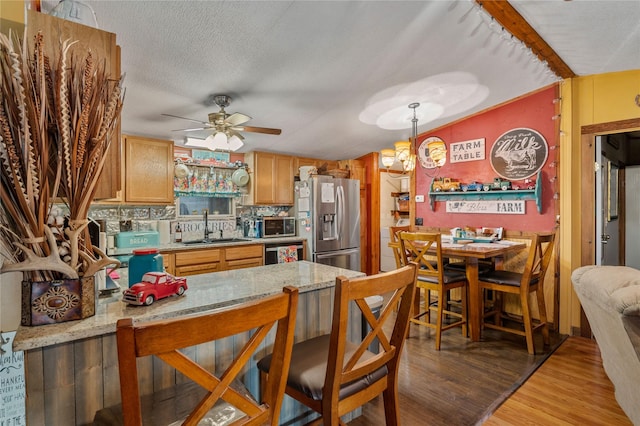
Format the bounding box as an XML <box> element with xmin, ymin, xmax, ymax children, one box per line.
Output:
<box><xmin>390</xmin><ymin>236</ymin><xmax>526</xmax><ymax>342</ymax></box>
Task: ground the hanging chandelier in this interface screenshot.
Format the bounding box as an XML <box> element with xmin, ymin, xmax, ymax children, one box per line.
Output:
<box><xmin>380</xmin><ymin>103</ymin><xmax>420</xmax><ymax>173</ymax></box>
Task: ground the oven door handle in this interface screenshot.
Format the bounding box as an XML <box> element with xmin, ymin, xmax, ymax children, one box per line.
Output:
<box><xmin>265</xmin><ymin>245</ymin><xmax>304</xmax><ymax>252</ymax></box>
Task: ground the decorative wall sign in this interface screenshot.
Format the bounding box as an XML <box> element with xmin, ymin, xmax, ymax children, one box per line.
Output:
<box><xmin>450</xmin><ymin>138</ymin><xmax>485</xmax><ymax>163</ymax></box>
<box><xmin>490</xmin><ymin>128</ymin><xmax>548</xmax><ymax>180</ymax></box>
<box><xmin>418</xmin><ymin>137</ymin><xmax>443</xmax><ymax>169</ymax></box>
<box><xmin>446</xmin><ymin>200</ymin><xmax>526</xmax><ymax>214</ymax></box>
<box><xmin>0</xmin><ymin>331</ymin><xmax>26</xmax><ymax>425</ymax></box>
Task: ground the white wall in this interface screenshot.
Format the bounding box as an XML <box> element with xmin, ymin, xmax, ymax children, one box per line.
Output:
<box><xmin>626</xmin><ymin>166</ymin><xmax>640</xmax><ymax>268</ymax></box>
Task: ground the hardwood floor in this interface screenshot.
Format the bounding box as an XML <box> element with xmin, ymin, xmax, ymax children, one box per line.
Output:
<box><xmin>346</xmin><ymin>327</ymin><xmax>630</xmax><ymax>425</ymax></box>
<box><xmin>484</xmin><ymin>337</ymin><xmax>631</xmax><ymax>425</ymax></box>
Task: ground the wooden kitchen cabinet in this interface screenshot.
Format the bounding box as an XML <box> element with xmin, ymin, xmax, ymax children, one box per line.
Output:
<box><xmin>338</xmin><ymin>159</ymin><xmax>366</xmax><ymax>189</ymax></box>
<box><xmin>174</xmin><ymin>248</ymin><xmax>222</xmax><ymax>276</ymax></box>
<box><xmin>160</xmin><ymin>252</ymin><xmax>175</xmax><ymax>275</ymax></box>
<box><xmin>124</xmin><ymin>135</ymin><xmax>175</xmax><ymax>204</ymax></box>
<box><xmin>224</xmin><ymin>244</ymin><xmax>264</xmax><ymax>270</ymax></box>
<box><xmin>26</xmin><ymin>11</ymin><xmax>122</xmax><ymax>199</ymax></box>
<box><xmin>172</xmin><ymin>244</ymin><xmax>264</xmax><ymax>276</ymax></box>
<box><xmin>294</xmin><ymin>157</ymin><xmax>338</xmax><ymax>175</ymax></box>
<box><xmin>245</xmin><ymin>151</ymin><xmax>294</xmax><ymax>205</ymax></box>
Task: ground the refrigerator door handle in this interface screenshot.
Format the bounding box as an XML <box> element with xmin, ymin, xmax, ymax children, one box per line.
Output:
<box><xmin>336</xmin><ymin>185</ymin><xmax>345</xmax><ymax>240</ymax></box>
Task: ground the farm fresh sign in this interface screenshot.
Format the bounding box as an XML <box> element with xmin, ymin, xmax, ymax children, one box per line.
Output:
<box><xmin>446</xmin><ymin>200</ymin><xmax>526</xmax><ymax>214</ymax></box>
<box><xmin>490</xmin><ymin>128</ymin><xmax>548</xmax><ymax>180</ymax></box>
<box><xmin>450</xmin><ymin>138</ymin><xmax>485</xmax><ymax>163</ymax></box>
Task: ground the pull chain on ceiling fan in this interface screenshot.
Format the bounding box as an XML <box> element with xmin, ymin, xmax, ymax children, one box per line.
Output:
<box><xmin>162</xmin><ymin>94</ymin><xmax>281</xmax><ymax>151</ymax></box>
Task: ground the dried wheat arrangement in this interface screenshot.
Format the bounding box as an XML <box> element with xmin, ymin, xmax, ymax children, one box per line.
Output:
<box><xmin>0</xmin><ymin>30</ymin><xmax>124</xmax><ymax>281</ymax></box>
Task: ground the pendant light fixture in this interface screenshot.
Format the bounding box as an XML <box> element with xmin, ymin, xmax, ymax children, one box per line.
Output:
<box><xmin>381</xmin><ymin>103</ymin><xmax>420</xmax><ymax>174</ymax></box>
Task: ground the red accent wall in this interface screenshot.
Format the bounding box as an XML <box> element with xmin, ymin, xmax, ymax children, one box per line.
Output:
<box><xmin>415</xmin><ymin>85</ymin><xmax>558</xmax><ymax>232</ymax></box>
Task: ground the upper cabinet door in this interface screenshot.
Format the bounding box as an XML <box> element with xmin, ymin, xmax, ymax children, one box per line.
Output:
<box><xmin>124</xmin><ymin>136</ymin><xmax>174</xmax><ymax>204</ymax></box>
<box><xmin>26</xmin><ymin>11</ymin><xmax>122</xmax><ymax>199</ymax></box>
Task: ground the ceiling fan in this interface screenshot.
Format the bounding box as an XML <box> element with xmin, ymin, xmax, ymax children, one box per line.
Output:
<box><xmin>163</xmin><ymin>94</ymin><xmax>281</xmax><ymax>151</ymax></box>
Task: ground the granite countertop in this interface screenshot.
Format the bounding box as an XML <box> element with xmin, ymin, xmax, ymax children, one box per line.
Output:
<box><xmin>109</xmin><ymin>236</ymin><xmax>305</xmax><ymax>256</ymax></box>
<box><xmin>13</xmin><ymin>261</ymin><xmax>364</xmax><ymax>351</ymax></box>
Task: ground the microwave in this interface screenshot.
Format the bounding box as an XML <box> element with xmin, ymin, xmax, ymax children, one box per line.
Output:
<box><xmin>262</xmin><ymin>217</ymin><xmax>296</xmax><ymax>238</ymax></box>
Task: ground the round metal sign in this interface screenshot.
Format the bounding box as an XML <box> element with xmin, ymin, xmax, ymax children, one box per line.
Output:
<box><xmin>489</xmin><ymin>128</ymin><xmax>548</xmax><ymax>180</ymax></box>
<box><xmin>418</xmin><ymin>136</ymin><xmax>444</xmax><ymax>169</ymax></box>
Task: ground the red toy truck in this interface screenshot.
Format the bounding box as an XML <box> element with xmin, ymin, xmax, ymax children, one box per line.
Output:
<box><xmin>122</xmin><ymin>272</ymin><xmax>188</xmax><ymax>306</ymax></box>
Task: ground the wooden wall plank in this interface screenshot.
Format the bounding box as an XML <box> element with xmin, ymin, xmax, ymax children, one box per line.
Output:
<box><xmin>101</xmin><ymin>334</ymin><xmax>120</xmax><ymax>408</ymax></box>
<box><xmin>73</xmin><ymin>337</ymin><xmax>104</xmax><ymax>425</ymax></box>
<box><xmin>42</xmin><ymin>343</ymin><xmax>75</xmax><ymax>425</ymax></box>
<box><xmin>24</xmin><ymin>349</ymin><xmax>45</xmax><ymax>426</ymax></box>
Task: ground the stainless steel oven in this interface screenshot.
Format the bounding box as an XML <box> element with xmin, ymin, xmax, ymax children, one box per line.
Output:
<box><xmin>264</xmin><ymin>241</ymin><xmax>305</xmax><ymax>265</ymax></box>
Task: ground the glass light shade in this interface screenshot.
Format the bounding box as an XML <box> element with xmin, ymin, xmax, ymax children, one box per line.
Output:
<box><xmin>403</xmin><ymin>154</ymin><xmax>416</xmax><ymax>172</ymax></box>
<box><xmin>227</xmin><ymin>135</ymin><xmax>244</xmax><ymax>151</ymax></box>
<box><xmin>428</xmin><ymin>141</ymin><xmax>447</xmax><ymax>167</ymax></box>
<box><xmin>381</xmin><ymin>149</ymin><xmax>396</xmax><ymax>168</ymax></box>
<box><xmin>394</xmin><ymin>140</ymin><xmax>411</xmax><ymax>162</ymax></box>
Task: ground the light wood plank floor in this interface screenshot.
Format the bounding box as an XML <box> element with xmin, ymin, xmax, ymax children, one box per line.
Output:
<box><xmin>484</xmin><ymin>336</ymin><xmax>631</xmax><ymax>425</ymax></box>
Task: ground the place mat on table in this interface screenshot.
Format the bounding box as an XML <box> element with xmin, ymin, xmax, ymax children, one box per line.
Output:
<box><xmin>467</xmin><ymin>243</ymin><xmax>500</xmax><ymax>249</ymax></box>
<box><xmin>442</xmin><ymin>243</ymin><xmax>465</xmax><ymax>248</ymax></box>
<box><xmin>491</xmin><ymin>240</ymin><xmax>521</xmax><ymax>246</ymax></box>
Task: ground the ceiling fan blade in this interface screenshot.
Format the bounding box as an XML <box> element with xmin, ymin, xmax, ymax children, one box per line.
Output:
<box><xmin>162</xmin><ymin>113</ymin><xmax>209</xmax><ymax>126</ymax></box>
<box><xmin>225</xmin><ymin>112</ymin><xmax>252</xmax><ymax>126</ymax></box>
<box><xmin>228</xmin><ymin>129</ymin><xmax>244</xmax><ymax>140</ymax></box>
<box><xmin>174</xmin><ymin>126</ymin><xmax>212</xmax><ymax>132</ymax></box>
<box><xmin>239</xmin><ymin>126</ymin><xmax>282</xmax><ymax>135</ymax></box>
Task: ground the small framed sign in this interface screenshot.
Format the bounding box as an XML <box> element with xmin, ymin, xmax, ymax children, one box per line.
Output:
<box><xmin>450</xmin><ymin>138</ymin><xmax>485</xmax><ymax>163</ymax></box>
<box><xmin>446</xmin><ymin>200</ymin><xmax>526</xmax><ymax>214</ymax></box>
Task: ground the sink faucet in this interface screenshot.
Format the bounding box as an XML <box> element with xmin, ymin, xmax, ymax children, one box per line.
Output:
<box><xmin>203</xmin><ymin>210</ymin><xmax>210</xmax><ymax>241</ymax></box>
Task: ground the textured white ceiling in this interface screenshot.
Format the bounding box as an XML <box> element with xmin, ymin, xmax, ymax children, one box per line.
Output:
<box><xmin>42</xmin><ymin>1</ymin><xmax>640</xmax><ymax>160</ymax></box>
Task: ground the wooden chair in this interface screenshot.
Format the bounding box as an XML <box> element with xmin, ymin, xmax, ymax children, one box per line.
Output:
<box><xmin>388</xmin><ymin>225</ymin><xmax>410</xmax><ymax>268</ymax></box>
<box><xmin>257</xmin><ymin>264</ymin><xmax>418</xmax><ymax>426</ymax></box>
<box><xmin>478</xmin><ymin>232</ymin><xmax>555</xmax><ymax>354</ymax></box>
<box><xmin>399</xmin><ymin>232</ymin><xmax>468</xmax><ymax>350</ymax></box>
<box><xmin>94</xmin><ymin>287</ymin><xmax>298</xmax><ymax>426</ymax></box>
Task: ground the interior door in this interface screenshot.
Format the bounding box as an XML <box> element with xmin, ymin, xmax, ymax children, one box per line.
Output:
<box><xmin>595</xmin><ymin>136</ymin><xmax>621</xmax><ymax>265</ymax></box>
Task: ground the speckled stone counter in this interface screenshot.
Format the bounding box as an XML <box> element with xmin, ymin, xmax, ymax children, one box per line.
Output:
<box><xmin>13</xmin><ymin>261</ymin><xmax>363</xmax><ymax>351</ymax></box>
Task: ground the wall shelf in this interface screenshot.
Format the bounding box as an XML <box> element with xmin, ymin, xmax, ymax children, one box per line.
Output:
<box><xmin>428</xmin><ymin>171</ymin><xmax>543</xmax><ymax>213</ymax></box>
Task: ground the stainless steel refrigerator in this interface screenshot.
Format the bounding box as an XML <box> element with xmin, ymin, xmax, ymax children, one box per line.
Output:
<box><xmin>295</xmin><ymin>176</ymin><xmax>361</xmax><ymax>271</ymax></box>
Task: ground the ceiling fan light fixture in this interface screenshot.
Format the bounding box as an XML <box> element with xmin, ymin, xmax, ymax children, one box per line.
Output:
<box><xmin>227</xmin><ymin>134</ymin><xmax>244</xmax><ymax>151</ymax></box>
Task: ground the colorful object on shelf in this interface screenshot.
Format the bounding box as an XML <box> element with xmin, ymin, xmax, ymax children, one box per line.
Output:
<box><xmin>460</xmin><ymin>181</ymin><xmax>484</xmax><ymax>192</ymax></box>
<box><xmin>483</xmin><ymin>177</ymin><xmax>512</xmax><ymax>191</ymax></box>
<box><xmin>128</xmin><ymin>248</ymin><xmax>164</xmax><ymax>288</ymax></box>
<box><xmin>122</xmin><ymin>272</ymin><xmax>187</xmax><ymax>306</ymax></box>
<box><xmin>431</xmin><ymin>177</ymin><xmax>461</xmax><ymax>192</ymax></box>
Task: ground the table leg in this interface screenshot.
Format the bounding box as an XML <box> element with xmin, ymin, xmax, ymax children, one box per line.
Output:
<box><xmin>465</xmin><ymin>258</ymin><xmax>481</xmax><ymax>341</ymax></box>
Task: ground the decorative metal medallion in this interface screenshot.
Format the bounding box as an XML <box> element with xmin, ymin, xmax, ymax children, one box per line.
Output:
<box><xmin>489</xmin><ymin>128</ymin><xmax>548</xmax><ymax>180</ymax></box>
<box><xmin>32</xmin><ymin>284</ymin><xmax>81</xmax><ymax>320</ymax></box>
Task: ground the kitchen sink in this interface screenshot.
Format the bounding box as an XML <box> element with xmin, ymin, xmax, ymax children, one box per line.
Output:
<box><xmin>182</xmin><ymin>238</ymin><xmax>252</xmax><ymax>245</ymax></box>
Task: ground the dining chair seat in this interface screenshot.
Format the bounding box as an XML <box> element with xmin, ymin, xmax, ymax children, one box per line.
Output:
<box><xmin>258</xmin><ymin>334</ymin><xmax>388</xmax><ymax>402</ymax></box>
<box><xmin>480</xmin><ymin>270</ymin><xmax>540</xmax><ymax>287</ymax></box>
<box><xmin>417</xmin><ymin>269</ymin><xmax>466</xmax><ymax>285</ymax></box>
<box><xmin>445</xmin><ymin>261</ymin><xmax>494</xmax><ymax>274</ymax></box>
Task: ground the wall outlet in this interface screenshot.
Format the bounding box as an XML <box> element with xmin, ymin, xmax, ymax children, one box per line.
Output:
<box><xmin>415</xmin><ymin>195</ymin><xmax>425</xmax><ymax>202</ymax></box>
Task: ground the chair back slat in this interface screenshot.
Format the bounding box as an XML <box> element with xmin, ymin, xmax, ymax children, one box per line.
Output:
<box><xmin>116</xmin><ymin>286</ymin><xmax>298</xmax><ymax>426</ymax></box>
<box><xmin>399</xmin><ymin>231</ymin><xmax>444</xmax><ymax>280</ymax></box>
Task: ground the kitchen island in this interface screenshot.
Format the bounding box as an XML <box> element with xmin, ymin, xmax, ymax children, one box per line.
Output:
<box><xmin>13</xmin><ymin>261</ymin><xmax>365</xmax><ymax>425</ymax></box>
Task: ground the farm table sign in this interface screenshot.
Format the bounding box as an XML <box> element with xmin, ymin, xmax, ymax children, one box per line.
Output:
<box><xmin>450</xmin><ymin>138</ymin><xmax>485</xmax><ymax>163</ymax></box>
<box><xmin>446</xmin><ymin>200</ymin><xmax>526</xmax><ymax>214</ymax></box>
<box><xmin>490</xmin><ymin>128</ymin><xmax>548</xmax><ymax>180</ymax></box>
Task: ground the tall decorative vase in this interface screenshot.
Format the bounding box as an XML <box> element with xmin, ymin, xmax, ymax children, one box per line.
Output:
<box><xmin>21</xmin><ymin>275</ymin><xmax>96</xmax><ymax>326</ymax></box>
